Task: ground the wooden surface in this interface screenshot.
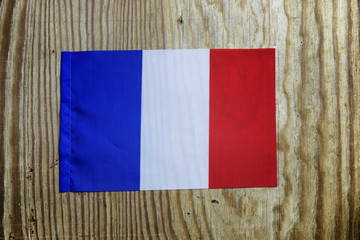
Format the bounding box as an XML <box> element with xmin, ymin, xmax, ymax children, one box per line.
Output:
<box><xmin>0</xmin><ymin>0</ymin><xmax>359</xmax><ymax>239</ymax></box>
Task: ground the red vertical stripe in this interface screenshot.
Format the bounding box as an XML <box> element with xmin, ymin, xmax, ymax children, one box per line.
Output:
<box><xmin>209</xmin><ymin>49</ymin><xmax>277</xmax><ymax>188</ymax></box>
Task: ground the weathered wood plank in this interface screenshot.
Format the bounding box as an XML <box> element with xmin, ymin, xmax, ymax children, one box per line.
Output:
<box><xmin>0</xmin><ymin>0</ymin><xmax>359</xmax><ymax>239</ymax></box>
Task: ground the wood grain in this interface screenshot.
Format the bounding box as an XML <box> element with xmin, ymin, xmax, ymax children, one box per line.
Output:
<box><xmin>0</xmin><ymin>0</ymin><xmax>359</xmax><ymax>239</ymax></box>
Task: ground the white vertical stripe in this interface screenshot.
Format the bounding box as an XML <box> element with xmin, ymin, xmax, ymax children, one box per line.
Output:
<box><xmin>140</xmin><ymin>49</ymin><xmax>209</xmax><ymax>190</ymax></box>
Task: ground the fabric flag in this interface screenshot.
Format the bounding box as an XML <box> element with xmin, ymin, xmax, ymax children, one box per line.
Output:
<box><xmin>59</xmin><ymin>49</ymin><xmax>276</xmax><ymax>192</ymax></box>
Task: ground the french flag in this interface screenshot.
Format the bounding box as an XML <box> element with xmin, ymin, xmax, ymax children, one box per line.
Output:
<box><xmin>60</xmin><ymin>49</ymin><xmax>276</xmax><ymax>192</ymax></box>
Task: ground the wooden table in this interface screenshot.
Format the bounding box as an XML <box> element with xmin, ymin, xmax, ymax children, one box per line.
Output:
<box><xmin>1</xmin><ymin>0</ymin><xmax>359</xmax><ymax>239</ymax></box>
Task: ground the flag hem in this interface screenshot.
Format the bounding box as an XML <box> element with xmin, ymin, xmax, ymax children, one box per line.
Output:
<box><xmin>59</xmin><ymin>52</ymin><xmax>72</xmax><ymax>192</ymax></box>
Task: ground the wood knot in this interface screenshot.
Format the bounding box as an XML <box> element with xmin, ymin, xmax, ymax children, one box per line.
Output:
<box><xmin>177</xmin><ymin>16</ymin><xmax>183</xmax><ymax>25</ymax></box>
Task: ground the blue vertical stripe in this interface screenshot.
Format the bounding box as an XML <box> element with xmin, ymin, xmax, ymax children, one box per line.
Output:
<box><xmin>60</xmin><ymin>50</ymin><xmax>143</xmax><ymax>191</ymax></box>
